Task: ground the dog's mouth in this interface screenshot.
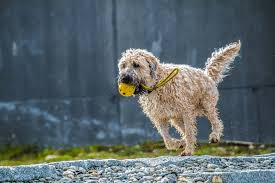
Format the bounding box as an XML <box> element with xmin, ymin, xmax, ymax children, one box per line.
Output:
<box><xmin>119</xmin><ymin>76</ymin><xmax>152</xmax><ymax>96</ymax></box>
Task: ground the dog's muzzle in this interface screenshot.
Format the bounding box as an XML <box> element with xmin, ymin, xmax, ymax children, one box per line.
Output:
<box><xmin>119</xmin><ymin>73</ymin><xmax>149</xmax><ymax>96</ymax></box>
<box><xmin>120</xmin><ymin>74</ymin><xmax>133</xmax><ymax>84</ymax></box>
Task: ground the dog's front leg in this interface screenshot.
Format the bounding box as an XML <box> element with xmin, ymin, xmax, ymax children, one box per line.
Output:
<box><xmin>180</xmin><ymin>114</ymin><xmax>197</xmax><ymax>156</ymax></box>
<box><xmin>153</xmin><ymin>119</ymin><xmax>183</xmax><ymax>150</ymax></box>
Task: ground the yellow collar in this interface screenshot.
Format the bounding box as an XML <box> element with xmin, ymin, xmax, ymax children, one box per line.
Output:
<box><xmin>140</xmin><ymin>68</ymin><xmax>180</xmax><ymax>92</ymax></box>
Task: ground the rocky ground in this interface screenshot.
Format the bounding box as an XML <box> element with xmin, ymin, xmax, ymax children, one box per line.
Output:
<box><xmin>0</xmin><ymin>154</ymin><xmax>275</xmax><ymax>183</ymax></box>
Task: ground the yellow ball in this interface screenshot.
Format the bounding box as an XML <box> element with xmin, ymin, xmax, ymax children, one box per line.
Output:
<box><xmin>118</xmin><ymin>83</ymin><xmax>136</xmax><ymax>97</ymax></box>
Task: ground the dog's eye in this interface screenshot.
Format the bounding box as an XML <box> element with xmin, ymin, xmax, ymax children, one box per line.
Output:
<box><xmin>133</xmin><ymin>62</ymin><xmax>140</xmax><ymax>68</ymax></box>
<box><xmin>121</xmin><ymin>63</ymin><xmax>126</xmax><ymax>69</ymax></box>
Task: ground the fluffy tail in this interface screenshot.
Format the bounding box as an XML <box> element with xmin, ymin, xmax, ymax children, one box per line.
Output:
<box><xmin>204</xmin><ymin>41</ymin><xmax>241</xmax><ymax>84</ymax></box>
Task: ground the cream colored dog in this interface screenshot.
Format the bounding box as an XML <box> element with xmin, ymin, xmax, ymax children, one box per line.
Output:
<box><xmin>118</xmin><ymin>41</ymin><xmax>241</xmax><ymax>155</ymax></box>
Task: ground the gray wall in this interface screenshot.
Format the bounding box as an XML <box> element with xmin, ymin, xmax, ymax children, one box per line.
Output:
<box><xmin>0</xmin><ymin>0</ymin><xmax>274</xmax><ymax>147</ymax></box>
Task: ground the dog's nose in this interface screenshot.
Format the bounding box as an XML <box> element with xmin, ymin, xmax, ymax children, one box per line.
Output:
<box><xmin>121</xmin><ymin>75</ymin><xmax>133</xmax><ymax>84</ymax></box>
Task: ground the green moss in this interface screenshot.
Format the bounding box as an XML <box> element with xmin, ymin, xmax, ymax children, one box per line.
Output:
<box><xmin>0</xmin><ymin>141</ymin><xmax>274</xmax><ymax>166</ymax></box>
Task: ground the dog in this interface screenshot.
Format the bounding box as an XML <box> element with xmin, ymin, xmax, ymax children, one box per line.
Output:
<box><xmin>118</xmin><ymin>41</ymin><xmax>241</xmax><ymax>155</ymax></box>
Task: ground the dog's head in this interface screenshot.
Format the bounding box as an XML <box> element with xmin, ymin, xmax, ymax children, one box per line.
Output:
<box><xmin>118</xmin><ymin>49</ymin><xmax>160</xmax><ymax>95</ymax></box>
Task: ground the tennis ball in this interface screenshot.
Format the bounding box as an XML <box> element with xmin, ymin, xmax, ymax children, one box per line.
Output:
<box><xmin>118</xmin><ymin>83</ymin><xmax>136</xmax><ymax>97</ymax></box>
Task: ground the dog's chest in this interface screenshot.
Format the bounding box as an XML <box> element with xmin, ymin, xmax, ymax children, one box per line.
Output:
<box><xmin>138</xmin><ymin>93</ymin><xmax>182</xmax><ymax>119</ymax></box>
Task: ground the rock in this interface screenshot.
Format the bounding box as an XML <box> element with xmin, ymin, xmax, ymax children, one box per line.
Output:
<box><xmin>177</xmin><ymin>176</ymin><xmax>190</xmax><ymax>183</ymax></box>
<box><xmin>206</xmin><ymin>168</ymin><xmax>215</xmax><ymax>172</ymax></box>
<box><xmin>193</xmin><ymin>177</ymin><xmax>205</xmax><ymax>182</ymax></box>
<box><xmin>78</xmin><ymin>173</ymin><xmax>92</xmax><ymax>180</ymax></box>
<box><xmin>104</xmin><ymin>167</ymin><xmax>112</xmax><ymax>173</ymax></box>
<box><xmin>59</xmin><ymin>177</ymin><xmax>72</xmax><ymax>182</ymax></box>
<box><xmin>136</xmin><ymin>171</ymin><xmax>145</xmax><ymax>177</ymax></box>
<box><xmin>125</xmin><ymin>169</ymin><xmax>134</xmax><ymax>174</ymax></box>
<box><xmin>129</xmin><ymin>177</ymin><xmax>138</xmax><ymax>182</ymax></box>
<box><xmin>168</xmin><ymin>164</ymin><xmax>178</xmax><ymax>169</ymax></box>
<box><xmin>262</xmin><ymin>160</ymin><xmax>272</xmax><ymax>165</ymax></box>
<box><xmin>98</xmin><ymin>169</ymin><xmax>104</xmax><ymax>175</ymax></box>
<box><xmin>212</xmin><ymin>175</ymin><xmax>223</xmax><ymax>183</ymax></box>
<box><xmin>46</xmin><ymin>176</ymin><xmax>53</xmax><ymax>180</ymax></box>
<box><xmin>77</xmin><ymin>167</ymin><xmax>86</xmax><ymax>174</ymax></box>
<box><xmin>134</xmin><ymin>163</ymin><xmax>144</xmax><ymax>167</ymax></box>
<box><xmin>207</xmin><ymin>164</ymin><xmax>219</xmax><ymax>169</ymax></box>
<box><xmin>38</xmin><ymin>178</ymin><xmax>46</xmax><ymax>181</ymax></box>
<box><xmin>140</xmin><ymin>167</ymin><xmax>152</xmax><ymax>174</ymax></box>
<box><xmin>62</xmin><ymin>171</ymin><xmax>73</xmax><ymax>175</ymax></box>
<box><xmin>85</xmin><ymin>180</ymin><xmax>99</xmax><ymax>183</ymax></box>
<box><xmin>119</xmin><ymin>173</ymin><xmax>127</xmax><ymax>179</ymax></box>
<box><xmin>160</xmin><ymin>173</ymin><xmax>177</xmax><ymax>183</ymax></box>
<box><xmin>98</xmin><ymin>178</ymin><xmax>108</xmax><ymax>183</ymax></box>
<box><xmin>88</xmin><ymin>169</ymin><xmax>98</xmax><ymax>177</ymax></box>
<box><xmin>141</xmin><ymin>175</ymin><xmax>154</xmax><ymax>182</ymax></box>
<box><xmin>63</xmin><ymin>170</ymin><xmax>75</xmax><ymax>178</ymax></box>
<box><xmin>114</xmin><ymin>180</ymin><xmax>123</xmax><ymax>183</ymax></box>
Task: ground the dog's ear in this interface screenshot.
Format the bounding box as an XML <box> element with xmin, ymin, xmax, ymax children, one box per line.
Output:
<box><xmin>146</xmin><ymin>60</ymin><xmax>157</xmax><ymax>78</ymax></box>
<box><xmin>141</xmin><ymin>49</ymin><xmax>159</xmax><ymax>78</ymax></box>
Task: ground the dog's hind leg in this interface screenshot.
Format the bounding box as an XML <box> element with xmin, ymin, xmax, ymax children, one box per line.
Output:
<box><xmin>206</xmin><ymin>107</ymin><xmax>224</xmax><ymax>143</ymax></box>
<box><xmin>153</xmin><ymin>119</ymin><xmax>184</xmax><ymax>150</ymax></box>
<box><xmin>202</xmin><ymin>97</ymin><xmax>224</xmax><ymax>143</ymax></box>
<box><xmin>180</xmin><ymin>114</ymin><xmax>197</xmax><ymax>156</ymax></box>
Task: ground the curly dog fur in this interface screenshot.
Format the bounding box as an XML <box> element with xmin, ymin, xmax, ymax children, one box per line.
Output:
<box><xmin>118</xmin><ymin>41</ymin><xmax>241</xmax><ymax>155</ymax></box>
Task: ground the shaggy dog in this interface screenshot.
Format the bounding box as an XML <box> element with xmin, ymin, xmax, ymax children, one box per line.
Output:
<box><xmin>118</xmin><ymin>41</ymin><xmax>241</xmax><ymax>155</ymax></box>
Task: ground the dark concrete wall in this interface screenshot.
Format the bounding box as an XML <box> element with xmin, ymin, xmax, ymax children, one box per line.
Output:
<box><xmin>0</xmin><ymin>0</ymin><xmax>274</xmax><ymax>147</ymax></box>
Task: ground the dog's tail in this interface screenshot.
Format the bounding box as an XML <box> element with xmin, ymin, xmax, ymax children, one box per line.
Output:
<box><xmin>204</xmin><ymin>41</ymin><xmax>241</xmax><ymax>84</ymax></box>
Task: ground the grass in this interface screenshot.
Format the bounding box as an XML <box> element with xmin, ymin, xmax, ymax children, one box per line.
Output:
<box><xmin>0</xmin><ymin>141</ymin><xmax>275</xmax><ymax>166</ymax></box>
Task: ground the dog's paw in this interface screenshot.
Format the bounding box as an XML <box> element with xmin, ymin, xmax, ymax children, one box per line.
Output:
<box><xmin>166</xmin><ymin>139</ymin><xmax>186</xmax><ymax>150</ymax></box>
<box><xmin>209</xmin><ymin>132</ymin><xmax>221</xmax><ymax>143</ymax></box>
<box><xmin>174</xmin><ymin>139</ymin><xmax>186</xmax><ymax>149</ymax></box>
<box><xmin>179</xmin><ymin>146</ymin><xmax>194</xmax><ymax>156</ymax></box>
<box><xmin>179</xmin><ymin>150</ymin><xmax>193</xmax><ymax>156</ymax></box>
